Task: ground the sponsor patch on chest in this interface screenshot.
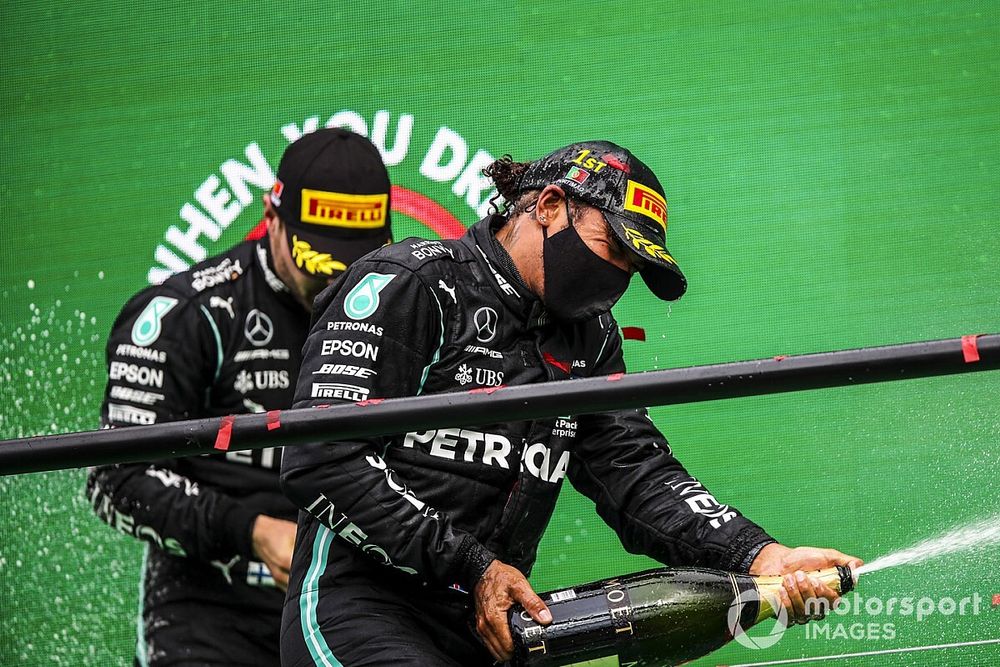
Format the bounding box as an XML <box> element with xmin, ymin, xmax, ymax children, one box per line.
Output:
<box><xmin>233</xmin><ymin>369</ymin><xmax>289</xmax><ymax>394</ymax></box>
<box><xmin>453</xmin><ymin>363</ymin><xmax>504</xmax><ymax>387</ymax></box>
<box><xmin>311</xmin><ymin>382</ymin><xmax>370</xmax><ymax>401</ymax></box>
<box><xmin>551</xmin><ymin>417</ymin><xmax>577</xmax><ymax>438</ymax></box>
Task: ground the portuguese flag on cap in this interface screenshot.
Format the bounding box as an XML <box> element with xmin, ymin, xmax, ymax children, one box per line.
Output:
<box><xmin>566</xmin><ymin>166</ymin><xmax>589</xmax><ymax>184</ymax></box>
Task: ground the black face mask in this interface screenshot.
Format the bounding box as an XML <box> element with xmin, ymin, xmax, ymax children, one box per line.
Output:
<box><xmin>542</xmin><ymin>221</ymin><xmax>631</xmax><ymax>323</ymax></box>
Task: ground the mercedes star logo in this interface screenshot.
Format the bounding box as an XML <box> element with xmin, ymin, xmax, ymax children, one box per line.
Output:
<box><xmin>474</xmin><ymin>307</ymin><xmax>498</xmax><ymax>343</ymax></box>
<box><xmin>244</xmin><ymin>309</ymin><xmax>274</xmax><ymax>347</ymax></box>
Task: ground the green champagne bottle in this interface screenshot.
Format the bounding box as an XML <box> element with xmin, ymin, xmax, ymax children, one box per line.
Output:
<box><xmin>508</xmin><ymin>565</ymin><xmax>855</xmax><ymax>666</ymax></box>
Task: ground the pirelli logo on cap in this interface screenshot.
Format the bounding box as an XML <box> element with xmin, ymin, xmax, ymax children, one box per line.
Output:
<box><xmin>300</xmin><ymin>189</ymin><xmax>388</xmax><ymax>229</ymax></box>
<box><xmin>624</xmin><ymin>181</ymin><xmax>667</xmax><ymax>231</ymax></box>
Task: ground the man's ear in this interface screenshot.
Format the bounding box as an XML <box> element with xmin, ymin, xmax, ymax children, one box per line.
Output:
<box><xmin>262</xmin><ymin>193</ymin><xmax>283</xmax><ymax>236</ymax></box>
<box><xmin>534</xmin><ymin>185</ymin><xmax>567</xmax><ymax>230</ymax></box>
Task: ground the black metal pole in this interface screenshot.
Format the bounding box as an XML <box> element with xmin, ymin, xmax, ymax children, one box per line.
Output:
<box><xmin>1</xmin><ymin>334</ymin><xmax>997</xmax><ymax>476</ymax></box>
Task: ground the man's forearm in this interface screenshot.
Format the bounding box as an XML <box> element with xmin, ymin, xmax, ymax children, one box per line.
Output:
<box><xmin>86</xmin><ymin>462</ymin><xmax>258</xmax><ymax>562</ymax></box>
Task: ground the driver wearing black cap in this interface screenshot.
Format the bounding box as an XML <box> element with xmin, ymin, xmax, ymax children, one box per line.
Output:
<box><xmin>86</xmin><ymin>128</ymin><xmax>393</xmax><ymax>666</ymax></box>
<box><xmin>279</xmin><ymin>141</ymin><xmax>862</xmax><ymax>666</ymax></box>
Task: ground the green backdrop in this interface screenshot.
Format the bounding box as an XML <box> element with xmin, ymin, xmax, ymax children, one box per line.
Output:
<box><xmin>2</xmin><ymin>2</ymin><xmax>998</xmax><ymax>665</ymax></box>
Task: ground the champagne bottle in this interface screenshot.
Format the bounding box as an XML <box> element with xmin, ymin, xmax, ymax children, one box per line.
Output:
<box><xmin>508</xmin><ymin>565</ymin><xmax>855</xmax><ymax>667</ymax></box>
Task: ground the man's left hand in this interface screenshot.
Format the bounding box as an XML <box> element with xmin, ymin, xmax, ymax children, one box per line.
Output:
<box><xmin>474</xmin><ymin>560</ymin><xmax>551</xmax><ymax>662</ymax></box>
<box><xmin>750</xmin><ymin>543</ymin><xmax>863</xmax><ymax>624</ymax></box>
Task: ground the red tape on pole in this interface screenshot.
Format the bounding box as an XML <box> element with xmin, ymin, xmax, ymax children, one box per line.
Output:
<box><xmin>266</xmin><ymin>410</ymin><xmax>281</xmax><ymax>431</ymax></box>
<box><xmin>961</xmin><ymin>335</ymin><xmax>982</xmax><ymax>363</ymax></box>
<box><xmin>214</xmin><ymin>415</ymin><xmax>235</xmax><ymax>451</ymax></box>
<box><xmin>469</xmin><ymin>386</ymin><xmax>504</xmax><ymax>395</ymax></box>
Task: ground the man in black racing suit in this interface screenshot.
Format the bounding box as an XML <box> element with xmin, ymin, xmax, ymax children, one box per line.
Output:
<box><xmin>279</xmin><ymin>141</ymin><xmax>863</xmax><ymax>666</ymax></box>
<box><xmin>86</xmin><ymin>128</ymin><xmax>394</xmax><ymax>666</ymax></box>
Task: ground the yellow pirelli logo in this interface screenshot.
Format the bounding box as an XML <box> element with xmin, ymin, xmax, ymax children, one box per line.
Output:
<box><xmin>300</xmin><ymin>189</ymin><xmax>388</xmax><ymax>229</ymax></box>
<box><xmin>624</xmin><ymin>181</ymin><xmax>667</xmax><ymax>231</ymax></box>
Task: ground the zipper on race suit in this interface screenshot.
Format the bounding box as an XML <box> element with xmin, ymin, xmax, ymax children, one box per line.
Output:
<box><xmin>484</xmin><ymin>330</ymin><xmax>559</xmax><ymax>558</ymax></box>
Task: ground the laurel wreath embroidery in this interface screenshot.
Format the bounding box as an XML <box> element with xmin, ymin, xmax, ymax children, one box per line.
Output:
<box><xmin>291</xmin><ymin>235</ymin><xmax>347</xmax><ymax>275</ymax></box>
<box><xmin>623</xmin><ymin>227</ymin><xmax>676</xmax><ymax>264</ymax></box>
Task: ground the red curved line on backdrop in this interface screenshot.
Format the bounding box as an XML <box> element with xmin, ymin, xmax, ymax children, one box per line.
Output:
<box><xmin>390</xmin><ymin>185</ymin><xmax>467</xmax><ymax>240</ymax></box>
<box><xmin>243</xmin><ymin>185</ymin><xmax>466</xmax><ymax>242</ymax></box>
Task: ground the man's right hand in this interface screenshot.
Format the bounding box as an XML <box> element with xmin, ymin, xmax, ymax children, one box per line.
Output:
<box><xmin>474</xmin><ymin>560</ymin><xmax>552</xmax><ymax>662</ymax></box>
<box><xmin>251</xmin><ymin>515</ymin><xmax>297</xmax><ymax>591</ymax></box>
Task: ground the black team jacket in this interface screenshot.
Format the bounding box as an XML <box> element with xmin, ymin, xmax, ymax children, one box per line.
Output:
<box><xmin>279</xmin><ymin>216</ymin><xmax>776</xmax><ymax>598</ymax></box>
<box><xmin>87</xmin><ymin>237</ymin><xmax>307</xmax><ymax>612</ymax></box>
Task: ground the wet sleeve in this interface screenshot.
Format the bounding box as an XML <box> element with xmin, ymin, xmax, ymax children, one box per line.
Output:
<box><xmin>280</xmin><ymin>260</ymin><xmax>496</xmax><ymax>590</ymax></box>
<box><xmin>568</xmin><ymin>322</ymin><xmax>776</xmax><ymax>574</ymax></box>
<box><xmin>85</xmin><ymin>288</ymin><xmax>259</xmax><ymax>562</ymax></box>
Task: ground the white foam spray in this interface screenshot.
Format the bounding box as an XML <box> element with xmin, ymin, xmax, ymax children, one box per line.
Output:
<box><xmin>856</xmin><ymin>514</ymin><xmax>1000</xmax><ymax>576</ymax></box>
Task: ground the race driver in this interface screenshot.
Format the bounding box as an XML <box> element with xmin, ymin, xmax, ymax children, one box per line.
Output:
<box><xmin>279</xmin><ymin>141</ymin><xmax>863</xmax><ymax>665</ymax></box>
<box><xmin>86</xmin><ymin>128</ymin><xmax>394</xmax><ymax>666</ymax></box>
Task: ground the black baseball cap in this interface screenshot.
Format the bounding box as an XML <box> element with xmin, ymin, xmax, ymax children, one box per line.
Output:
<box><xmin>270</xmin><ymin>128</ymin><xmax>392</xmax><ymax>278</ymax></box>
<box><xmin>517</xmin><ymin>140</ymin><xmax>686</xmax><ymax>301</ymax></box>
